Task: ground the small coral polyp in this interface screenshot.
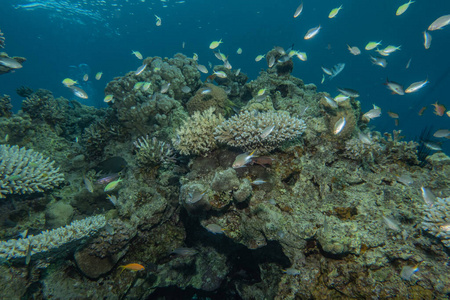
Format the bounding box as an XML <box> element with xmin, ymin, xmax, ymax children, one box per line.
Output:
<box><xmin>214</xmin><ymin>110</ymin><xmax>306</xmax><ymax>153</ymax></box>
<box><xmin>0</xmin><ymin>144</ymin><xmax>64</xmax><ymax>198</ymax></box>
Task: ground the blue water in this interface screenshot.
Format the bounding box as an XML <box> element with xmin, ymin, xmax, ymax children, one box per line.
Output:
<box><xmin>1</xmin><ymin>0</ymin><xmax>449</xmax><ymax>152</ymax></box>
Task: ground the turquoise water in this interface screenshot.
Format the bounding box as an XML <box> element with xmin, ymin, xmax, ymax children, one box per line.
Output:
<box><xmin>1</xmin><ymin>0</ymin><xmax>449</xmax><ymax>152</ymax></box>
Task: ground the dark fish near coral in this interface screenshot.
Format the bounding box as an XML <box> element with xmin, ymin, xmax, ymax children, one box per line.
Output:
<box><xmin>95</xmin><ymin>156</ymin><xmax>127</xmax><ymax>174</ymax></box>
<box><xmin>171</xmin><ymin>247</ymin><xmax>198</xmax><ymax>257</ymax></box>
<box><xmin>0</xmin><ymin>57</ymin><xmax>22</xmax><ymax>69</ymax></box>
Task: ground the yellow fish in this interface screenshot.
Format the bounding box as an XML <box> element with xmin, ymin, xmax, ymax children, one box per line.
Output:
<box><xmin>95</xmin><ymin>72</ymin><xmax>103</xmax><ymax>80</ymax></box>
<box><xmin>104</xmin><ymin>178</ymin><xmax>123</xmax><ymax>192</ymax></box>
<box><xmin>257</xmin><ymin>89</ymin><xmax>266</xmax><ymax>96</ymax></box>
<box><xmin>104</xmin><ymin>94</ymin><xmax>114</xmax><ymax>103</ymax></box>
<box><xmin>209</xmin><ymin>39</ymin><xmax>223</xmax><ymax>49</ymax></box>
<box><xmin>396</xmin><ymin>0</ymin><xmax>415</xmax><ymax>16</ymax></box>
<box><xmin>62</xmin><ymin>78</ymin><xmax>78</xmax><ymax>87</ymax></box>
<box><xmin>132</xmin><ymin>50</ymin><xmax>143</xmax><ymax>60</ymax></box>
<box><xmin>255</xmin><ymin>54</ymin><xmax>265</xmax><ymax>62</ymax></box>
<box><xmin>328</xmin><ymin>5</ymin><xmax>343</xmax><ymax>19</ymax></box>
<box><xmin>155</xmin><ymin>15</ymin><xmax>162</xmax><ymax>26</ymax></box>
<box><xmin>365</xmin><ymin>40</ymin><xmax>382</xmax><ymax>50</ymax></box>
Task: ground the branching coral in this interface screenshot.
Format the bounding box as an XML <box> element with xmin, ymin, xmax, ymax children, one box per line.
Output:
<box><xmin>0</xmin><ymin>95</ymin><xmax>12</xmax><ymax>117</ymax></box>
<box><xmin>380</xmin><ymin>130</ymin><xmax>419</xmax><ymax>165</ymax></box>
<box><xmin>422</xmin><ymin>197</ymin><xmax>450</xmax><ymax>248</ymax></box>
<box><xmin>0</xmin><ymin>215</ymin><xmax>106</xmax><ymax>259</ymax></box>
<box><xmin>134</xmin><ymin>135</ymin><xmax>176</xmax><ymax>166</ymax></box>
<box><xmin>214</xmin><ymin>110</ymin><xmax>306</xmax><ymax>153</ymax></box>
<box><xmin>173</xmin><ymin>107</ymin><xmax>224</xmax><ymax>156</ymax></box>
<box><xmin>344</xmin><ymin>132</ymin><xmax>385</xmax><ymax>163</ymax></box>
<box><xmin>0</xmin><ymin>145</ymin><xmax>64</xmax><ymax>198</ymax></box>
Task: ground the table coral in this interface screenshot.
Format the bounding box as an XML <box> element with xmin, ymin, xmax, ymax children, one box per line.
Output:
<box><xmin>214</xmin><ymin>110</ymin><xmax>306</xmax><ymax>153</ymax></box>
<box><xmin>0</xmin><ymin>144</ymin><xmax>64</xmax><ymax>198</ymax></box>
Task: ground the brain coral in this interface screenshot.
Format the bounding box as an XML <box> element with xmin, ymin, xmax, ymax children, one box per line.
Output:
<box><xmin>0</xmin><ymin>145</ymin><xmax>64</xmax><ymax>198</ymax></box>
<box><xmin>214</xmin><ymin>110</ymin><xmax>306</xmax><ymax>153</ymax></box>
<box><xmin>422</xmin><ymin>196</ymin><xmax>450</xmax><ymax>248</ymax></box>
<box><xmin>173</xmin><ymin>107</ymin><xmax>225</xmax><ymax>156</ymax></box>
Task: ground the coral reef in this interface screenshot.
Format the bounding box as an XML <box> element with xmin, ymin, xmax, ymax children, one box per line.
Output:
<box><xmin>0</xmin><ymin>144</ymin><xmax>64</xmax><ymax>198</ymax></box>
<box><xmin>186</xmin><ymin>83</ymin><xmax>234</xmax><ymax>116</ymax></box>
<box><xmin>422</xmin><ymin>197</ymin><xmax>450</xmax><ymax>248</ymax></box>
<box><xmin>134</xmin><ymin>135</ymin><xmax>176</xmax><ymax>167</ymax></box>
<box><xmin>0</xmin><ymin>94</ymin><xmax>12</xmax><ymax>117</ymax></box>
<box><xmin>15</xmin><ymin>86</ymin><xmax>33</xmax><ymax>98</ymax></box>
<box><xmin>173</xmin><ymin>107</ymin><xmax>224</xmax><ymax>156</ymax></box>
<box><xmin>214</xmin><ymin>110</ymin><xmax>306</xmax><ymax>153</ymax></box>
<box><xmin>0</xmin><ymin>215</ymin><xmax>106</xmax><ymax>260</ymax></box>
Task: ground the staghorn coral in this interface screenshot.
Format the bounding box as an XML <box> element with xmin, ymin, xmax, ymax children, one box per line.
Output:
<box><xmin>0</xmin><ymin>145</ymin><xmax>64</xmax><ymax>198</ymax></box>
<box><xmin>173</xmin><ymin>107</ymin><xmax>224</xmax><ymax>156</ymax></box>
<box><xmin>0</xmin><ymin>215</ymin><xmax>106</xmax><ymax>259</ymax></box>
<box><xmin>422</xmin><ymin>197</ymin><xmax>450</xmax><ymax>248</ymax></box>
<box><xmin>214</xmin><ymin>110</ymin><xmax>306</xmax><ymax>153</ymax></box>
<box><xmin>134</xmin><ymin>135</ymin><xmax>176</xmax><ymax>167</ymax></box>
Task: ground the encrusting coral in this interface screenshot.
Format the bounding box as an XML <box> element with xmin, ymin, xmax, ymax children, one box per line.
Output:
<box><xmin>0</xmin><ymin>215</ymin><xmax>106</xmax><ymax>260</ymax></box>
<box><xmin>134</xmin><ymin>135</ymin><xmax>176</xmax><ymax>167</ymax></box>
<box><xmin>214</xmin><ymin>110</ymin><xmax>306</xmax><ymax>153</ymax></box>
<box><xmin>0</xmin><ymin>144</ymin><xmax>64</xmax><ymax>198</ymax></box>
<box><xmin>186</xmin><ymin>83</ymin><xmax>235</xmax><ymax>116</ymax></box>
<box><xmin>173</xmin><ymin>107</ymin><xmax>224</xmax><ymax>156</ymax></box>
<box><xmin>422</xmin><ymin>196</ymin><xmax>450</xmax><ymax>248</ymax></box>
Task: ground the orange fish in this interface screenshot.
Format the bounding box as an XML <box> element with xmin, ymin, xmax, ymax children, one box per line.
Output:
<box><xmin>418</xmin><ymin>106</ymin><xmax>427</xmax><ymax>116</ymax></box>
<box><xmin>118</xmin><ymin>263</ymin><xmax>145</xmax><ymax>275</ymax></box>
<box><xmin>432</xmin><ymin>101</ymin><xmax>446</xmax><ymax>116</ymax></box>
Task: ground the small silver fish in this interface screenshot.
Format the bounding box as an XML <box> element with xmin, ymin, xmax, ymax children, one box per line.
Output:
<box><xmin>205</xmin><ymin>223</ymin><xmax>224</xmax><ymax>234</ymax></box>
<box><xmin>107</xmin><ymin>194</ymin><xmax>118</xmax><ymax>206</ymax></box>
<box><xmin>84</xmin><ymin>176</ymin><xmax>94</xmax><ymax>193</ymax></box>
<box><xmin>337</xmin><ymin>87</ymin><xmax>359</xmax><ymax>98</ymax></box>
<box><xmin>382</xmin><ymin>215</ymin><xmax>401</xmax><ymax>232</ymax></box>
<box><xmin>421</xmin><ymin>187</ymin><xmax>436</xmax><ymax>207</ymax></box>
<box><xmin>321</xmin><ymin>66</ymin><xmax>332</xmax><ymax>75</ymax></box>
<box><xmin>358</xmin><ymin>132</ymin><xmax>372</xmax><ymax>145</ymax></box>
<box><xmin>201</xmin><ymin>88</ymin><xmax>212</xmax><ymax>94</ymax></box>
<box><xmin>324</xmin><ymin>96</ymin><xmax>338</xmax><ymax>108</ymax></box>
<box><xmin>181</xmin><ymin>86</ymin><xmax>191</xmax><ymax>93</ymax></box>
<box><xmin>400</xmin><ymin>265</ymin><xmax>420</xmax><ymax>281</ymax></box>
<box><xmin>304</xmin><ymin>25</ymin><xmax>321</xmax><ymax>39</ymax></box>
<box><xmin>283</xmin><ymin>268</ymin><xmax>301</xmax><ymax>275</ymax></box>
<box><xmin>428</xmin><ymin>14</ymin><xmax>450</xmax><ymax>31</ymax></box>
<box><xmin>333</xmin><ymin>117</ymin><xmax>346</xmax><ymax>135</ymax></box>
<box><xmin>363</xmin><ymin>105</ymin><xmax>382</xmax><ymax>121</ymax></box>
<box><xmin>0</xmin><ymin>57</ymin><xmax>22</xmax><ymax>69</ymax></box>
<box><xmin>370</xmin><ymin>56</ymin><xmax>387</xmax><ymax>68</ymax></box>
<box><xmin>197</xmin><ymin>64</ymin><xmax>208</xmax><ymax>74</ymax></box>
<box><xmin>251</xmin><ymin>179</ymin><xmax>267</xmax><ymax>185</ymax></box>
<box><xmin>232</xmin><ymin>150</ymin><xmax>256</xmax><ymax>168</ymax></box>
<box><xmin>385</xmin><ymin>79</ymin><xmax>404</xmax><ymax>95</ymax></box>
<box><xmin>433</xmin><ymin>129</ymin><xmax>450</xmax><ymax>138</ymax></box>
<box><xmin>423</xmin><ymin>141</ymin><xmax>442</xmax><ymax>151</ymax></box>
<box><xmin>423</xmin><ymin>31</ymin><xmax>432</xmax><ymax>49</ymax></box>
<box><xmin>161</xmin><ymin>82</ymin><xmax>171</xmax><ymax>93</ymax></box>
<box><xmin>171</xmin><ymin>247</ymin><xmax>198</xmax><ymax>257</ymax></box>
<box><xmin>135</xmin><ymin>64</ymin><xmax>147</xmax><ymax>75</ymax></box>
<box><xmin>260</xmin><ymin>125</ymin><xmax>275</xmax><ymax>139</ymax></box>
<box><xmin>70</xmin><ymin>86</ymin><xmax>88</xmax><ymax>99</ymax></box>
<box><xmin>405</xmin><ymin>79</ymin><xmax>428</xmax><ymax>93</ymax></box>
<box><xmin>396</xmin><ymin>174</ymin><xmax>413</xmax><ymax>186</ymax></box>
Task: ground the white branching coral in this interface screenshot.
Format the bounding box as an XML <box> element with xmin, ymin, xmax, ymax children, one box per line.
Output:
<box><xmin>0</xmin><ymin>215</ymin><xmax>106</xmax><ymax>259</ymax></box>
<box><xmin>214</xmin><ymin>110</ymin><xmax>306</xmax><ymax>153</ymax></box>
<box><xmin>0</xmin><ymin>145</ymin><xmax>64</xmax><ymax>198</ymax></box>
<box><xmin>172</xmin><ymin>107</ymin><xmax>224</xmax><ymax>156</ymax></box>
<box><xmin>134</xmin><ymin>135</ymin><xmax>176</xmax><ymax>166</ymax></box>
<box><xmin>422</xmin><ymin>197</ymin><xmax>450</xmax><ymax>248</ymax></box>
